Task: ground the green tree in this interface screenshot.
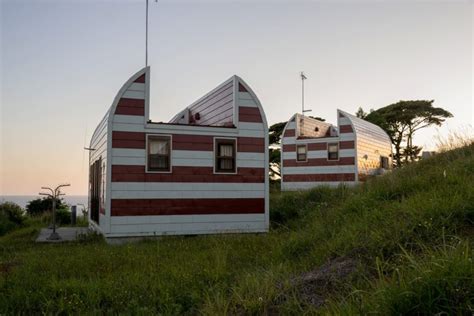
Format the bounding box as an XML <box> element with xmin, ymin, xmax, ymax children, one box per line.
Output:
<box><xmin>269</xmin><ymin>122</ymin><xmax>286</xmax><ymax>178</ymax></box>
<box><xmin>355</xmin><ymin>107</ymin><xmax>368</xmax><ymax>119</ymax></box>
<box><xmin>26</xmin><ymin>197</ymin><xmax>68</xmax><ymax>216</ymax></box>
<box><xmin>364</xmin><ymin>100</ymin><xmax>452</xmax><ymax>166</ymax></box>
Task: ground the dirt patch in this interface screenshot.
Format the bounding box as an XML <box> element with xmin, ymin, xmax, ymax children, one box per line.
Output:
<box><xmin>289</xmin><ymin>256</ymin><xmax>360</xmax><ymax>307</ymax></box>
<box><xmin>0</xmin><ymin>260</ymin><xmax>20</xmax><ymax>276</ymax></box>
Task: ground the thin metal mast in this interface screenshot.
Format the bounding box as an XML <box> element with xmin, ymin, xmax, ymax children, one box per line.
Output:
<box><xmin>300</xmin><ymin>72</ymin><xmax>311</xmax><ymax>116</ymax></box>
<box><xmin>301</xmin><ymin>72</ymin><xmax>306</xmax><ymax>114</ymax></box>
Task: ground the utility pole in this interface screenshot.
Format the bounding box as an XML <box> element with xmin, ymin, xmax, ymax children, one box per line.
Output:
<box><xmin>39</xmin><ymin>184</ymin><xmax>70</xmax><ymax>240</ymax></box>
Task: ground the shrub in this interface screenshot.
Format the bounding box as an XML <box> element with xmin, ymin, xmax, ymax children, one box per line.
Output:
<box><xmin>26</xmin><ymin>197</ymin><xmax>68</xmax><ymax>216</ymax></box>
<box><xmin>0</xmin><ymin>202</ymin><xmax>25</xmax><ymax>236</ymax></box>
<box><xmin>55</xmin><ymin>209</ymin><xmax>71</xmax><ymax>225</ymax></box>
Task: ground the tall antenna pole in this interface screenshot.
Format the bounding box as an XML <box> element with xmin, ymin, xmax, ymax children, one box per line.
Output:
<box><xmin>145</xmin><ymin>0</ymin><xmax>149</xmax><ymax>67</ymax></box>
<box><xmin>300</xmin><ymin>71</ymin><xmax>312</xmax><ymax>116</ymax></box>
<box><xmin>301</xmin><ymin>71</ymin><xmax>307</xmax><ymax>115</ymax></box>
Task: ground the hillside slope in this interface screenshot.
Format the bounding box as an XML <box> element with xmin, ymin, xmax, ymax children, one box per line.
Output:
<box><xmin>0</xmin><ymin>144</ymin><xmax>473</xmax><ymax>314</ymax></box>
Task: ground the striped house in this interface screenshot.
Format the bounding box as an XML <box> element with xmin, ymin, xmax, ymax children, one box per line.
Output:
<box><xmin>88</xmin><ymin>67</ymin><xmax>269</xmax><ymax>239</ymax></box>
<box><xmin>280</xmin><ymin>110</ymin><xmax>392</xmax><ymax>191</ymax></box>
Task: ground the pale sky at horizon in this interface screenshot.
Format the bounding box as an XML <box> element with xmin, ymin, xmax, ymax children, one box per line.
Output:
<box><xmin>1</xmin><ymin>0</ymin><xmax>473</xmax><ymax>195</ymax></box>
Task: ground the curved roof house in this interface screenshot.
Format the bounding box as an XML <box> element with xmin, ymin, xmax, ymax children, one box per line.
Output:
<box><xmin>89</xmin><ymin>67</ymin><xmax>269</xmax><ymax>239</ymax></box>
<box><xmin>280</xmin><ymin>110</ymin><xmax>392</xmax><ymax>191</ymax></box>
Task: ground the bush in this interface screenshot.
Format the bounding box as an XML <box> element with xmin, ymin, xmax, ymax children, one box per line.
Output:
<box><xmin>26</xmin><ymin>197</ymin><xmax>68</xmax><ymax>216</ymax></box>
<box><xmin>55</xmin><ymin>209</ymin><xmax>71</xmax><ymax>225</ymax></box>
<box><xmin>0</xmin><ymin>202</ymin><xmax>25</xmax><ymax>236</ymax></box>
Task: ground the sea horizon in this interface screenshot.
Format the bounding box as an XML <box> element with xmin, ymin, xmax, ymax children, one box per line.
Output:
<box><xmin>0</xmin><ymin>195</ymin><xmax>88</xmax><ymax>209</ymax></box>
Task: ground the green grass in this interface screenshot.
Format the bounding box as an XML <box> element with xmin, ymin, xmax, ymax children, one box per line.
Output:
<box><xmin>1</xmin><ymin>144</ymin><xmax>473</xmax><ymax>314</ymax></box>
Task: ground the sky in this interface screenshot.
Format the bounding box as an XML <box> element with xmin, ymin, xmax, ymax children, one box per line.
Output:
<box><xmin>0</xmin><ymin>0</ymin><xmax>473</xmax><ymax>196</ymax></box>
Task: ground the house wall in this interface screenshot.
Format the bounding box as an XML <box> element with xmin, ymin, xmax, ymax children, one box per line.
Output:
<box><xmin>88</xmin><ymin>112</ymin><xmax>108</xmax><ymax>230</ymax></box>
<box><xmin>89</xmin><ymin>67</ymin><xmax>269</xmax><ymax>237</ymax></box>
<box><xmin>280</xmin><ymin>111</ymin><xmax>358</xmax><ymax>191</ymax></box>
<box><xmin>340</xmin><ymin>111</ymin><xmax>392</xmax><ymax>179</ymax></box>
<box><xmin>280</xmin><ymin>110</ymin><xmax>392</xmax><ymax>191</ymax></box>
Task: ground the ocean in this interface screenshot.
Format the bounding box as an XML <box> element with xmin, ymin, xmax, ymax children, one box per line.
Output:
<box><xmin>0</xmin><ymin>195</ymin><xmax>88</xmax><ymax>209</ymax></box>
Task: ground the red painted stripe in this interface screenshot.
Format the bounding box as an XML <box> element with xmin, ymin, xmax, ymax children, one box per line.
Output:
<box><xmin>308</xmin><ymin>143</ymin><xmax>327</xmax><ymax>151</ymax></box>
<box><xmin>283</xmin><ymin>173</ymin><xmax>355</xmax><ymax>182</ymax></box>
<box><xmin>112</xmin><ymin>131</ymin><xmax>145</xmax><ymax>149</ymax></box>
<box><xmin>111</xmin><ymin>132</ymin><xmax>264</xmax><ymax>152</ymax></box>
<box><xmin>339</xmin><ymin>125</ymin><xmax>353</xmax><ymax>133</ymax></box>
<box><xmin>283</xmin><ymin>141</ymin><xmax>355</xmax><ymax>152</ymax></box>
<box><xmin>239</xmin><ymin>107</ymin><xmax>262</xmax><ymax>123</ymax></box>
<box><xmin>283</xmin><ymin>129</ymin><xmax>295</xmax><ymax>137</ymax></box>
<box><xmin>115</xmin><ymin>98</ymin><xmax>145</xmax><ymax>116</ymax></box>
<box><xmin>111</xmin><ymin>198</ymin><xmax>264</xmax><ymax>216</ymax></box>
<box><xmin>115</xmin><ymin>107</ymin><xmax>145</xmax><ymax>116</ymax></box>
<box><xmin>112</xmin><ymin>165</ymin><xmax>265</xmax><ymax>183</ymax></box>
<box><xmin>283</xmin><ymin>157</ymin><xmax>355</xmax><ymax>167</ymax></box>
<box><xmin>283</xmin><ymin>144</ymin><xmax>296</xmax><ymax>152</ymax></box>
<box><xmin>340</xmin><ymin>141</ymin><xmax>355</xmax><ymax>149</ymax></box>
<box><xmin>117</xmin><ymin>98</ymin><xmax>145</xmax><ymax>108</ymax></box>
<box><xmin>238</xmin><ymin>137</ymin><xmax>265</xmax><ymax>153</ymax></box>
<box><xmin>239</xmin><ymin>107</ymin><xmax>260</xmax><ymax>116</ymax></box>
<box><xmin>134</xmin><ymin>74</ymin><xmax>146</xmax><ymax>83</ymax></box>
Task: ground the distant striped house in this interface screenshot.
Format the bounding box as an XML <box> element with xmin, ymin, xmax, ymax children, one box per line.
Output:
<box><xmin>280</xmin><ymin>111</ymin><xmax>392</xmax><ymax>191</ymax></box>
<box><xmin>89</xmin><ymin>67</ymin><xmax>269</xmax><ymax>239</ymax></box>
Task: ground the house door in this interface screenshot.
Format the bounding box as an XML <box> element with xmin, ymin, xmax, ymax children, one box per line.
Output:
<box><xmin>90</xmin><ymin>157</ymin><xmax>102</xmax><ymax>224</ymax></box>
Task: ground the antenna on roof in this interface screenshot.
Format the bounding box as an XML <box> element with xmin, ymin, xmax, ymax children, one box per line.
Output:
<box><xmin>301</xmin><ymin>71</ymin><xmax>312</xmax><ymax>116</ymax></box>
<box><xmin>145</xmin><ymin>0</ymin><xmax>158</xmax><ymax>67</ymax></box>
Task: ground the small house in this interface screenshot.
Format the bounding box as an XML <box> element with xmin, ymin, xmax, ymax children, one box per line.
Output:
<box><xmin>89</xmin><ymin>67</ymin><xmax>269</xmax><ymax>239</ymax></box>
<box><xmin>280</xmin><ymin>110</ymin><xmax>392</xmax><ymax>191</ymax></box>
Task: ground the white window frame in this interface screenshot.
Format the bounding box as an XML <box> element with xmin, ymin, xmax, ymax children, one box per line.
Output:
<box><xmin>213</xmin><ymin>137</ymin><xmax>238</xmax><ymax>175</ymax></box>
<box><xmin>296</xmin><ymin>144</ymin><xmax>308</xmax><ymax>162</ymax></box>
<box><xmin>146</xmin><ymin>134</ymin><xmax>173</xmax><ymax>173</ymax></box>
<box><xmin>327</xmin><ymin>142</ymin><xmax>339</xmax><ymax>161</ymax></box>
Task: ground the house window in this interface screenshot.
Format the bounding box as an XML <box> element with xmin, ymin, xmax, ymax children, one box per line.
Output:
<box><xmin>328</xmin><ymin>143</ymin><xmax>339</xmax><ymax>160</ymax></box>
<box><xmin>147</xmin><ymin>135</ymin><xmax>171</xmax><ymax>172</ymax></box>
<box><xmin>215</xmin><ymin>138</ymin><xmax>236</xmax><ymax>173</ymax></box>
<box><xmin>380</xmin><ymin>156</ymin><xmax>389</xmax><ymax>169</ymax></box>
<box><xmin>296</xmin><ymin>145</ymin><xmax>307</xmax><ymax>161</ymax></box>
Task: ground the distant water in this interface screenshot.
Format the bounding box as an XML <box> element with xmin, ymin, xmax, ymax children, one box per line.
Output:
<box><xmin>0</xmin><ymin>195</ymin><xmax>88</xmax><ymax>209</ymax></box>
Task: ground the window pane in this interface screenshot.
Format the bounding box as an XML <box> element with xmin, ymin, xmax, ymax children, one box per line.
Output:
<box><xmin>219</xmin><ymin>158</ymin><xmax>233</xmax><ymax>170</ymax></box>
<box><xmin>150</xmin><ymin>140</ymin><xmax>168</xmax><ymax>155</ymax></box>
<box><xmin>297</xmin><ymin>146</ymin><xmax>306</xmax><ymax>154</ymax></box>
<box><xmin>328</xmin><ymin>144</ymin><xmax>338</xmax><ymax>152</ymax></box>
<box><xmin>219</xmin><ymin>144</ymin><xmax>233</xmax><ymax>157</ymax></box>
<box><xmin>215</xmin><ymin>139</ymin><xmax>236</xmax><ymax>172</ymax></box>
<box><xmin>149</xmin><ymin>155</ymin><xmax>167</xmax><ymax>168</ymax></box>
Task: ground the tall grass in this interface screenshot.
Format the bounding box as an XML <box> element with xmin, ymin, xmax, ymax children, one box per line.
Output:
<box><xmin>0</xmin><ymin>144</ymin><xmax>473</xmax><ymax>314</ymax></box>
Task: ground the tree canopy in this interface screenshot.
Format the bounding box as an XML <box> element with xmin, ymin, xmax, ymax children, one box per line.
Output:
<box><xmin>26</xmin><ymin>197</ymin><xmax>68</xmax><ymax>216</ymax></box>
<box><xmin>363</xmin><ymin>100</ymin><xmax>452</xmax><ymax>166</ymax></box>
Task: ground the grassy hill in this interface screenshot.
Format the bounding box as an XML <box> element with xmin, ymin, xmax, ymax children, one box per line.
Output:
<box><xmin>1</xmin><ymin>144</ymin><xmax>473</xmax><ymax>314</ymax></box>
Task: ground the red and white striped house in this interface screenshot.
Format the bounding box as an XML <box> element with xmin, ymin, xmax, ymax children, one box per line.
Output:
<box><xmin>280</xmin><ymin>111</ymin><xmax>392</xmax><ymax>191</ymax></box>
<box><xmin>88</xmin><ymin>67</ymin><xmax>269</xmax><ymax>239</ymax></box>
